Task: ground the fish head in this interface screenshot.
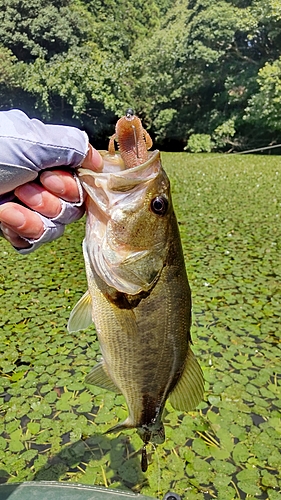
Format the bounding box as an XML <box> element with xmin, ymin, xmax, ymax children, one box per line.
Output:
<box><xmin>107</xmin><ymin>413</ymin><xmax>165</xmax><ymax>446</ymax></box>
<box><xmin>78</xmin><ymin>150</ymin><xmax>173</xmax><ymax>294</ymax></box>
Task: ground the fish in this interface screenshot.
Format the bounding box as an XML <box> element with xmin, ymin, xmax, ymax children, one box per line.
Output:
<box><xmin>68</xmin><ymin>109</ymin><xmax>204</xmax><ymax>471</ymax></box>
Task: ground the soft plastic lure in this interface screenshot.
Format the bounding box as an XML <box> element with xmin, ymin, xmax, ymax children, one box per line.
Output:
<box><xmin>108</xmin><ymin>108</ymin><xmax>153</xmax><ymax>168</ymax></box>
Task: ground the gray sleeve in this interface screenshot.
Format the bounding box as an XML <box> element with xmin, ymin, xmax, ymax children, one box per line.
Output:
<box><xmin>0</xmin><ymin>109</ymin><xmax>89</xmax><ymax>253</ymax></box>
<box><xmin>0</xmin><ymin>109</ymin><xmax>89</xmax><ymax>195</ymax></box>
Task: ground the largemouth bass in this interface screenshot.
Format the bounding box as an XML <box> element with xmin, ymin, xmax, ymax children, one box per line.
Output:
<box><xmin>68</xmin><ymin>110</ymin><xmax>204</xmax><ymax>470</ymax></box>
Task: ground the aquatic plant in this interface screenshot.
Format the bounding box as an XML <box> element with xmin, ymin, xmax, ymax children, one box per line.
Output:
<box><xmin>0</xmin><ymin>153</ymin><xmax>280</xmax><ymax>499</ymax></box>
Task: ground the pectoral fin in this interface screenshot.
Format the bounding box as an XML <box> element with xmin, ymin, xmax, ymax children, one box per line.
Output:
<box><xmin>85</xmin><ymin>361</ymin><xmax>121</xmax><ymax>393</ymax></box>
<box><xmin>169</xmin><ymin>346</ymin><xmax>204</xmax><ymax>412</ymax></box>
<box><xmin>67</xmin><ymin>290</ymin><xmax>92</xmax><ymax>332</ymax></box>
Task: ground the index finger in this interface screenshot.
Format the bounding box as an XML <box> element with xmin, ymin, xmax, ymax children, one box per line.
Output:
<box><xmin>82</xmin><ymin>145</ymin><xmax>103</xmax><ymax>172</ymax></box>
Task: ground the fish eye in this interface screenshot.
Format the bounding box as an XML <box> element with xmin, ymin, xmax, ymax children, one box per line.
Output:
<box><xmin>150</xmin><ymin>196</ymin><xmax>169</xmax><ymax>216</ymax></box>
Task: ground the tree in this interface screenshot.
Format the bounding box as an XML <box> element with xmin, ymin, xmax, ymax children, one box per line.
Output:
<box><xmin>115</xmin><ymin>0</ymin><xmax>257</xmax><ymax>145</ymax></box>
<box><xmin>244</xmin><ymin>56</ymin><xmax>281</xmax><ymax>132</ymax></box>
<box><xmin>113</xmin><ymin>0</ymin><xmax>281</xmax><ymax>149</ymax></box>
<box><xmin>0</xmin><ymin>0</ymin><xmax>112</xmax><ymax>136</ymax></box>
<box><xmin>0</xmin><ymin>0</ymin><xmax>280</xmax><ymax>147</ymax></box>
<box><xmin>0</xmin><ymin>45</ymin><xmax>35</xmax><ymax>111</ymax></box>
<box><xmin>0</xmin><ymin>0</ymin><xmax>90</xmax><ymax>61</ymax></box>
<box><xmin>20</xmin><ymin>45</ymin><xmax>118</xmax><ymax>137</ymax></box>
<box><xmin>81</xmin><ymin>0</ymin><xmax>160</xmax><ymax>57</ymax></box>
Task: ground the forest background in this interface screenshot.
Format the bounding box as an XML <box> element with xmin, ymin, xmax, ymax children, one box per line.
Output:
<box><xmin>0</xmin><ymin>0</ymin><xmax>281</xmax><ymax>152</ymax></box>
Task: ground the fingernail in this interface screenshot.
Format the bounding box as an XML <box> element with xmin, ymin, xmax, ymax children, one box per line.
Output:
<box><xmin>0</xmin><ymin>206</ymin><xmax>26</xmax><ymax>228</ymax></box>
<box><xmin>16</xmin><ymin>183</ymin><xmax>43</xmax><ymax>206</ymax></box>
<box><xmin>82</xmin><ymin>146</ymin><xmax>103</xmax><ymax>172</ymax></box>
<box><xmin>40</xmin><ymin>172</ymin><xmax>65</xmax><ymax>194</ymax></box>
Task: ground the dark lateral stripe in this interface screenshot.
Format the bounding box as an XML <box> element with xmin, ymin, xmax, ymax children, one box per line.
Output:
<box><xmin>140</xmin><ymin>393</ymin><xmax>160</xmax><ymax>425</ymax></box>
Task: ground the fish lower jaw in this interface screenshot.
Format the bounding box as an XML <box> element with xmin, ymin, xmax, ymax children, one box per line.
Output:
<box><xmin>107</xmin><ymin>416</ymin><xmax>165</xmax><ymax>445</ymax></box>
<box><xmin>137</xmin><ymin>422</ymin><xmax>165</xmax><ymax>445</ymax></box>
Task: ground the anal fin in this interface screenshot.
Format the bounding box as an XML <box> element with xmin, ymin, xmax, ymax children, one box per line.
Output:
<box><xmin>169</xmin><ymin>345</ymin><xmax>204</xmax><ymax>412</ymax></box>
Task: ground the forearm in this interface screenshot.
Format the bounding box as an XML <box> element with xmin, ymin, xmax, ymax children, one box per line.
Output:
<box><xmin>0</xmin><ymin>109</ymin><xmax>89</xmax><ymax>195</ymax></box>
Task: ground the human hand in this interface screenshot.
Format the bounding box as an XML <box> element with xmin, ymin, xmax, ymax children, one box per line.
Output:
<box><xmin>0</xmin><ymin>170</ymin><xmax>81</xmax><ymax>248</ymax></box>
<box><xmin>0</xmin><ymin>145</ymin><xmax>102</xmax><ymax>250</ymax></box>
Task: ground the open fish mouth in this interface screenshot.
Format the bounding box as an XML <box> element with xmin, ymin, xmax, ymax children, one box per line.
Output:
<box><xmin>78</xmin><ymin>150</ymin><xmax>169</xmax><ymax>295</ymax></box>
<box><xmin>137</xmin><ymin>422</ymin><xmax>165</xmax><ymax>445</ymax></box>
<box><xmin>78</xmin><ymin>150</ymin><xmax>161</xmax><ymax>202</ymax></box>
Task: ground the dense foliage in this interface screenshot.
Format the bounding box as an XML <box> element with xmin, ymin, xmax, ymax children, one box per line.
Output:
<box><xmin>0</xmin><ymin>0</ymin><xmax>281</xmax><ymax>148</ymax></box>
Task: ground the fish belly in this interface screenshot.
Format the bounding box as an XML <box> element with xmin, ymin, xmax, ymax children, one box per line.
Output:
<box><xmin>88</xmin><ymin>242</ymin><xmax>191</xmax><ymax>429</ymax></box>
